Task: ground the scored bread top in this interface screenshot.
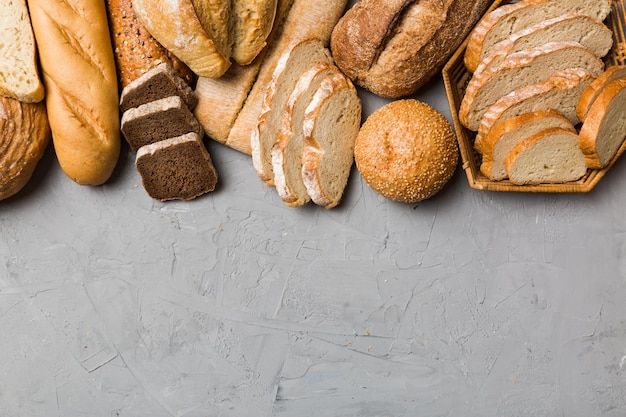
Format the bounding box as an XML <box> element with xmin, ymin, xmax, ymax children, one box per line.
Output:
<box><xmin>231</xmin><ymin>0</ymin><xmax>279</xmax><ymax>65</ymax></box>
<box><xmin>189</xmin><ymin>0</ymin><xmax>233</xmax><ymax>59</ymax></box>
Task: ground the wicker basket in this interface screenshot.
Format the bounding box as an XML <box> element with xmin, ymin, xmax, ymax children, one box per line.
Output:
<box><xmin>442</xmin><ymin>0</ymin><xmax>626</xmax><ymax>192</ymax></box>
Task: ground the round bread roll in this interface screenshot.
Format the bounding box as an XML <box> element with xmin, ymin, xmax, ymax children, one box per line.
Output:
<box><xmin>354</xmin><ymin>99</ymin><xmax>458</xmax><ymax>203</ymax></box>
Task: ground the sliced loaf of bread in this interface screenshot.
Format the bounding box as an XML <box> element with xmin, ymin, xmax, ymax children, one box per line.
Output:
<box><xmin>464</xmin><ymin>0</ymin><xmax>612</xmax><ymax>72</ymax></box>
<box><xmin>460</xmin><ymin>41</ymin><xmax>604</xmax><ymax>131</ymax></box>
<box><xmin>479</xmin><ymin>109</ymin><xmax>576</xmax><ymax>180</ymax></box>
<box><xmin>302</xmin><ymin>72</ymin><xmax>362</xmax><ymax>209</ymax></box>
<box><xmin>577</xmin><ymin>65</ymin><xmax>626</xmax><ymax>123</ymax></box>
<box><xmin>505</xmin><ymin>127</ymin><xmax>587</xmax><ymax>185</ymax></box>
<box><xmin>474</xmin><ymin>68</ymin><xmax>596</xmax><ymax>151</ymax></box>
<box><xmin>250</xmin><ymin>38</ymin><xmax>333</xmax><ymax>186</ymax></box>
<box><xmin>271</xmin><ymin>62</ymin><xmax>338</xmax><ymax>207</ymax></box>
<box><xmin>579</xmin><ymin>78</ymin><xmax>626</xmax><ymax>169</ymax></box>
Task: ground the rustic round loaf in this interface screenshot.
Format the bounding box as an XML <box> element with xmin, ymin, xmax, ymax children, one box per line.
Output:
<box><xmin>354</xmin><ymin>99</ymin><xmax>458</xmax><ymax>203</ymax></box>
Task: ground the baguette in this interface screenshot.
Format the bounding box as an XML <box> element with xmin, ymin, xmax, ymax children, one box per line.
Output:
<box><xmin>28</xmin><ymin>0</ymin><xmax>121</xmax><ymax>185</ymax></box>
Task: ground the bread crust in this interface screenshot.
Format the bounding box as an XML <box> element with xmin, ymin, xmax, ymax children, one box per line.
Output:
<box><xmin>28</xmin><ymin>0</ymin><xmax>121</xmax><ymax>185</ymax></box>
<box><xmin>232</xmin><ymin>0</ymin><xmax>278</xmax><ymax>65</ymax></box>
<box><xmin>577</xmin><ymin>65</ymin><xmax>626</xmax><ymax>123</ymax></box>
<box><xmin>189</xmin><ymin>0</ymin><xmax>232</xmax><ymax>59</ymax></box>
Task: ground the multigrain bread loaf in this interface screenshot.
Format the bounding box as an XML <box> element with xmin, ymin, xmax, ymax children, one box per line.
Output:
<box><xmin>271</xmin><ymin>62</ymin><xmax>338</xmax><ymax>206</ymax></box>
<box><xmin>231</xmin><ymin>0</ymin><xmax>278</xmax><ymax>65</ymax></box>
<box><xmin>330</xmin><ymin>0</ymin><xmax>492</xmax><ymax>98</ymax></box>
<box><xmin>464</xmin><ymin>0</ymin><xmax>612</xmax><ymax>73</ymax></box>
<box><xmin>131</xmin><ymin>0</ymin><xmax>231</xmax><ymax>78</ymax></box>
<box><xmin>0</xmin><ymin>98</ymin><xmax>51</xmax><ymax>201</ymax></box>
<box><xmin>579</xmin><ymin>78</ymin><xmax>626</xmax><ymax>169</ymax></box>
<box><xmin>0</xmin><ymin>0</ymin><xmax>44</xmax><ymax>103</ymax></box>
<box><xmin>460</xmin><ymin>41</ymin><xmax>604</xmax><ymax>131</ymax></box>
<box><xmin>354</xmin><ymin>100</ymin><xmax>458</xmax><ymax>203</ymax></box>
<box><xmin>301</xmin><ymin>72</ymin><xmax>362</xmax><ymax>208</ymax></box>
<box><xmin>505</xmin><ymin>127</ymin><xmax>587</xmax><ymax>185</ymax></box>
<box><xmin>105</xmin><ymin>0</ymin><xmax>195</xmax><ymax>89</ymax></box>
<box><xmin>28</xmin><ymin>0</ymin><xmax>121</xmax><ymax>186</ymax></box>
<box><xmin>135</xmin><ymin>132</ymin><xmax>218</xmax><ymax>201</ymax></box>
<box><xmin>121</xmin><ymin>96</ymin><xmax>204</xmax><ymax>151</ymax></box>
<box><xmin>251</xmin><ymin>39</ymin><xmax>333</xmax><ymax>186</ymax></box>
<box><xmin>577</xmin><ymin>66</ymin><xmax>626</xmax><ymax>123</ymax></box>
<box><xmin>479</xmin><ymin>109</ymin><xmax>576</xmax><ymax>180</ymax></box>
<box><xmin>474</xmin><ymin>68</ymin><xmax>597</xmax><ymax>151</ymax></box>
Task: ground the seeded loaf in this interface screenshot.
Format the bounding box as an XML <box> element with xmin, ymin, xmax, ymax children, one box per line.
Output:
<box><xmin>505</xmin><ymin>127</ymin><xmax>587</xmax><ymax>185</ymax></box>
<box><xmin>479</xmin><ymin>109</ymin><xmax>576</xmax><ymax>180</ymax></box>
<box><xmin>105</xmin><ymin>0</ymin><xmax>195</xmax><ymax>89</ymax></box>
<box><xmin>135</xmin><ymin>132</ymin><xmax>218</xmax><ymax>201</ymax></box>
<box><xmin>579</xmin><ymin>78</ymin><xmax>626</xmax><ymax>169</ymax></box>
<box><xmin>231</xmin><ymin>0</ymin><xmax>278</xmax><ymax>65</ymax></box>
<box><xmin>460</xmin><ymin>41</ymin><xmax>604</xmax><ymax>132</ymax></box>
<box><xmin>0</xmin><ymin>0</ymin><xmax>44</xmax><ymax>103</ymax></box>
<box><xmin>0</xmin><ymin>98</ymin><xmax>51</xmax><ymax>201</ymax></box>
<box><xmin>464</xmin><ymin>0</ymin><xmax>612</xmax><ymax>73</ymax></box>
<box><xmin>189</xmin><ymin>0</ymin><xmax>232</xmax><ymax>60</ymax></box>
<box><xmin>474</xmin><ymin>68</ymin><xmax>596</xmax><ymax>152</ymax></box>
<box><xmin>121</xmin><ymin>96</ymin><xmax>203</xmax><ymax>151</ymax></box>
<box><xmin>271</xmin><ymin>62</ymin><xmax>338</xmax><ymax>207</ymax></box>
<box><xmin>577</xmin><ymin>65</ymin><xmax>626</xmax><ymax>123</ymax></box>
<box><xmin>302</xmin><ymin>72</ymin><xmax>362</xmax><ymax>208</ymax></box>
<box><xmin>251</xmin><ymin>38</ymin><xmax>333</xmax><ymax>186</ymax></box>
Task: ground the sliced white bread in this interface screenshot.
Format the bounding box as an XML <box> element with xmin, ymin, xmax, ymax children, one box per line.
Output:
<box><xmin>231</xmin><ymin>0</ymin><xmax>278</xmax><ymax>65</ymax></box>
<box><xmin>271</xmin><ymin>62</ymin><xmax>338</xmax><ymax>207</ymax></box>
<box><xmin>505</xmin><ymin>127</ymin><xmax>587</xmax><ymax>185</ymax></box>
<box><xmin>480</xmin><ymin>109</ymin><xmax>576</xmax><ymax>180</ymax></box>
<box><xmin>0</xmin><ymin>0</ymin><xmax>45</xmax><ymax>102</ymax></box>
<box><xmin>460</xmin><ymin>41</ymin><xmax>604</xmax><ymax>131</ymax></box>
<box><xmin>250</xmin><ymin>38</ymin><xmax>333</xmax><ymax>186</ymax></box>
<box><xmin>473</xmin><ymin>13</ymin><xmax>613</xmax><ymax>77</ymax></box>
<box><xmin>576</xmin><ymin>65</ymin><xmax>626</xmax><ymax>123</ymax></box>
<box><xmin>474</xmin><ymin>68</ymin><xmax>596</xmax><ymax>152</ymax></box>
<box><xmin>301</xmin><ymin>72</ymin><xmax>362</xmax><ymax>209</ymax></box>
<box><xmin>579</xmin><ymin>78</ymin><xmax>626</xmax><ymax>169</ymax></box>
<box><xmin>464</xmin><ymin>0</ymin><xmax>612</xmax><ymax>73</ymax></box>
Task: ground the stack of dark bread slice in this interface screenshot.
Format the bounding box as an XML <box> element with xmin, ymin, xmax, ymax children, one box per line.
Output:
<box><xmin>458</xmin><ymin>0</ymin><xmax>626</xmax><ymax>185</ymax></box>
<box><xmin>120</xmin><ymin>63</ymin><xmax>218</xmax><ymax>201</ymax></box>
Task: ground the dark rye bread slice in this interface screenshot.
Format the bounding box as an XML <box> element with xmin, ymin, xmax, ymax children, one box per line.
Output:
<box><xmin>121</xmin><ymin>95</ymin><xmax>203</xmax><ymax>151</ymax></box>
<box><xmin>119</xmin><ymin>63</ymin><xmax>197</xmax><ymax>112</ymax></box>
<box><xmin>135</xmin><ymin>132</ymin><xmax>218</xmax><ymax>201</ymax></box>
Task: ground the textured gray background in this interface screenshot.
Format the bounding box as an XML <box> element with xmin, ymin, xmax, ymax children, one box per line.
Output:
<box><xmin>2</xmin><ymin>50</ymin><xmax>626</xmax><ymax>417</ymax></box>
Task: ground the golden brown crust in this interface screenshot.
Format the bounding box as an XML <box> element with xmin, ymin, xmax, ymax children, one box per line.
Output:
<box><xmin>0</xmin><ymin>98</ymin><xmax>51</xmax><ymax>200</ymax></box>
<box><xmin>231</xmin><ymin>0</ymin><xmax>278</xmax><ymax>65</ymax></box>
<box><xmin>354</xmin><ymin>99</ymin><xmax>458</xmax><ymax>203</ymax></box>
<box><xmin>105</xmin><ymin>0</ymin><xmax>195</xmax><ymax>89</ymax></box>
<box><xmin>576</xmin><ymin>65</ymin><xmax>626</xmax><ymax>123</ymax></box>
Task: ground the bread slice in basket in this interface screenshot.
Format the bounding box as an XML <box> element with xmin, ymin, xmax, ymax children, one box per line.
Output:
<box><xmin>577</xmin><ymin>65</ymin><xmax>626</xmax><ymax>123</ymax></box>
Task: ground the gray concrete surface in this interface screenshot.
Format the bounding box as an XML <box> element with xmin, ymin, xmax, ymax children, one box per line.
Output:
<box><xmin>1</xmin><ymin>74</ymin><xmax>626</xmax><ymax>417</ymax></box>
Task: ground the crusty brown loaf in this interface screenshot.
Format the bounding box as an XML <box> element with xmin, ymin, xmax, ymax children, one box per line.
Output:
<box><xmin>0</xmin><ymin>98</ymin><xmax>51</xmax><ymax>201</ymax></box>
<box><xmin>354</xmin><ymin>100</ymin><xmax>458</xmax><ymax>203</ymax></box>
<box><xmin>105</xmin><ymin>0</ymin><xmax>195</xmax><ymax>89</ymax></box>
<box><xmin>231</xmin><ymin>0</ymin><xmax>278</xmax><ymax>65</ymax></box>
<box><xmin>28</xmin><ymin>0</ymin><xmax>121</xmax><ymax>186</ymax></box>
<box><xmin>330</xmin><ymin>0</ymin><xmax>492</xmax><ymax>98</ymax></box>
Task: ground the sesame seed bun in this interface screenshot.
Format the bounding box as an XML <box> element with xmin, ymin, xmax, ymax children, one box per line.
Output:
<box><xmin>354</xmin><ymin>99</ymin><xmax>458</xmax><ymax>203</ymax></box>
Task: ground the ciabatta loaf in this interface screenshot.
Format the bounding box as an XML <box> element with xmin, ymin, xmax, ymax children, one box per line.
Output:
<box><xmin>0</xmin><ymin>0</ymin><xmax>44</xmax><ymax>103</ymax></box>
<box><xmin>479</xmin><ymin>109</ymin><xmax>576</xmax><ymax>180</ymax></box>
<box><xmin>505</xmin><ymin>127</ymin><xmax>587</xmax><ymax>185</ymax></box>
<box><xmin>464</xmin><ymin>0</ymin><xmax>612</xmax><ymax>73</ymax></box>
<box><xmin>579</xmin><ymin>78</ymin><xmax>626</xmax><ymax>169</ymax></box>
<box><xmin>251</xmin><ymin>38</ymin><xmax>333</xmax><ymax>186</ymax></box>
<box><xmin>302</xmin><ymin>72</ymin><xmax>362</xmax><ymax>208</ymax></box>
<box><xmin>231</xmin><ymin>0</ymin><xmax>278</xmax><ymax>65</ymax></box>
<box><xmin>577</xmin><ymin>65</ymin><xmax>626</xmax><ymax>123</ymax></box>
<box><xmin>460</xmin><ymin>41</ymin><xmax>604</xmax><ymax>131</ymax></box>
<box><xmin>474</xmin><ymin>68</ymin><xmax>596</xmax><ymax>152</ymax></box>
<box><xmin>28</xmin><ymin>0</ymin><xmax>121</xmax><ymax>185</ymax></box>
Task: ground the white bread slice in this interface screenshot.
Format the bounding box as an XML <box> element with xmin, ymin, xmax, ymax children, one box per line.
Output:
<box><xmin>474</xmin><ymin>68</ymin><xmax>596</xmax><ymax>152</ymax></box>
<box><xmin>231</xmin><ymin>0</ymin><xmax>278</xmax><ymax>65</ymax></box>
<box><xmin>473</xmin><ymin>13</ymin><xmax>613</xmax><ymax>77</ymax></box>
<box><xmin>302</xmin><ymin>72</ymin><xmax>362</xmax><ymax>209</ymax></box>
<box><xmin>460</xmin><ymin>41</ymin><xmax>604</xmax><ymax>131</ymax></box>
<box><xmin>577</xmin><ymin>65</ymin><xmax>626</xmax><ymax>123</ymax></box>
<box><xmin>579</xmin><ymin>78</ymin><xmax>626</xmax><ymax>169</ymax></box>
<box><xmin>505</xmin><ymin>127</ymin><xmax>587</xmax><ymax>185</ymax></box>
<box><xmin>464</xmin><ymin>0</ymin><xmax>612</xmax><ymax>72</ymax></box>
<box><xmin>480</xmin><ymin>109</ymin><xmax>576</xmax><ymax>180</ymax></box>
<box><xmin>271</xmin><ymin>62</ymin><xmax>337</xmax><ymax>207</ymax></box>
<box><xmin>250</xmin><ymin>38</ymin><xmax>333</xmax><ymax>186</ymax></box>
<box><xmin>0</xmin><ymin>0</ymin><xmax>44</xmax><ymax>102</ymax></box>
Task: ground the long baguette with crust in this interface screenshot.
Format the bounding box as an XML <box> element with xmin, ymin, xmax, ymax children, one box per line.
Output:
<box><xmin>28</xmin><ymin>0</ymin><xmax>121</xmax><ymax>186</ymax></box>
